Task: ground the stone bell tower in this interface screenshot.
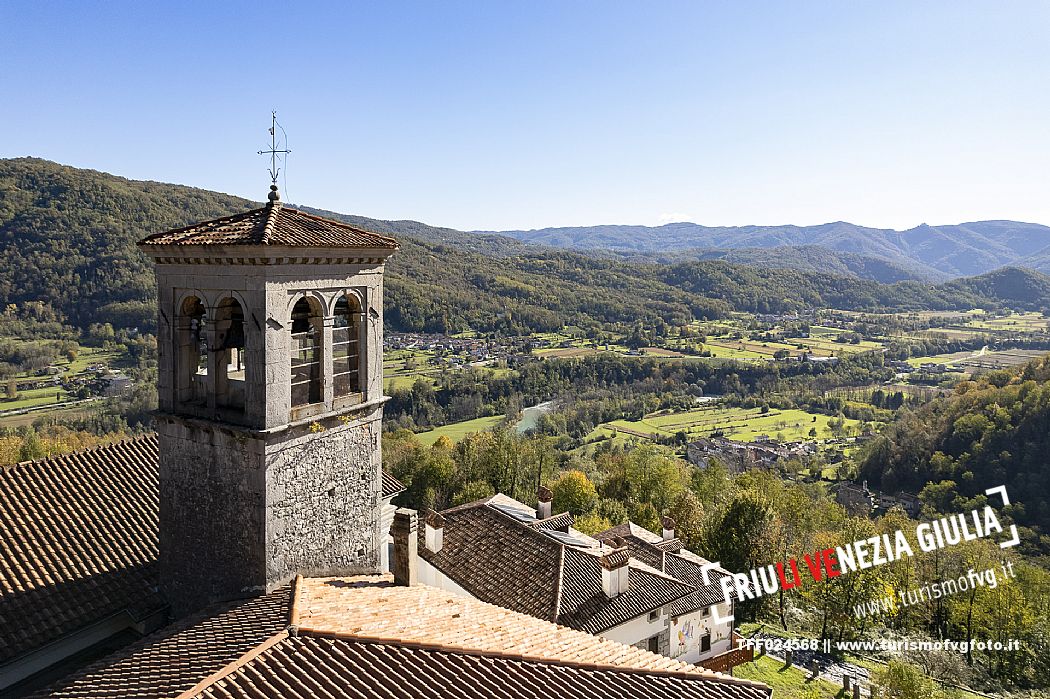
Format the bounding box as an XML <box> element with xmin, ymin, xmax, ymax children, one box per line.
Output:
<box><xmin>138</xmin><ymin>185</ymin><xmax>399</xmax><ymax>617</ymax></box>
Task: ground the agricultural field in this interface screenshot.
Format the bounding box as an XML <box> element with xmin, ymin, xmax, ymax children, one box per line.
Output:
<box><xmin>589</xmin><ymin>404</ymin><xmax>862</xmax><ymax>445</ymax></box>
<box><xmin>413</xmin><ymin>415</ymin><xmax>506</xmax><ymax>446</ymax></box>
<box><xmin>383</xmin><ymin>348</ymin><xmax>442</xmax><ymax>390</ymax></box>
<box><xmin>907</xmin><ymin>347</ymin><xmax>1049</xmax><ymax>372</ymax></box>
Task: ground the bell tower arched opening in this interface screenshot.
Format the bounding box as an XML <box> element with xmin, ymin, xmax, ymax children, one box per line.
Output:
<box><xmin>290</xmin><ymin>296</ymin><xmax>323</xmax><ymax>409</ymax></box>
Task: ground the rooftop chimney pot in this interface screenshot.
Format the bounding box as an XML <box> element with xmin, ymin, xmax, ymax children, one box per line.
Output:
<box><xmin>537</xmin><ymin>486</ymin><xmax>553</xmax><ymax>520</ymax></box>
<box><xmin>661</xmin><ymin>516</ymin><xmax>676</xmax><ymax>541</ymax></box>
<box><xmin>424</xmin><ymin>509</ymin><xmax>444</xmax><ymax>553</ymax></box>
<box><xmin>599</xmin><ymin>548</ymin><xmax>631</xmax><ymax>598</ymax></box>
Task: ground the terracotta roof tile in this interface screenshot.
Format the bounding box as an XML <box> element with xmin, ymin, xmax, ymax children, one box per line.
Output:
<box><xmin>381</xmin><ymin>470</ymin><xmax>406</xmax><ymax>500</ymax></box>
<box><xmin>28</xmin><ymin>585</ymin><xmax>293</xmax><ymax>698</ymax></box>
<box><xmin>137</xmin><ymin>203</ymin><xmax>399</xmax><ymax>250</ymax></box>
<box><xmin>297</xmin><ymin>575</ymin><xmax>722</xmax><ymax>677</ymax></box>
<box><xmin>193</xmin><ymin>635</ymin><xmax>770</xmax><ymax>699</ymax></box>
<box><xmin>417</xmin><ymin>505</ymin><xmax>562</xmax><ymax>621</ymax></box>
<box><xmin>418</xmin><ymin>499</ymin><xmax>701</xmax><ymax>635</ymax></box>
<box><xmin>596</xmin><ymin>525</ymin><xmax>739</xmax><ymax>614</ymax></box>
<box><xmin>0</xmin><ymin>436</ymin><xmax>165</xmax><ymax>665</ymax></box>
<box><xmin>29</xmin><ymin>575</ymin><xmax>768</xmax><ymax>699</ymax></box>
<box><xmin>558</xmin><ymin>548</ymin><xmax>696</xmax><ymax>634</ymax></box>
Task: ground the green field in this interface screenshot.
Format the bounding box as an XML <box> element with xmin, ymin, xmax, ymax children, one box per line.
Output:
<box><xmin>732</xmin><ymin>655</ymin><xmax>841</xmax><ymax>698</ymax></box>
<box><xmin>0</xmin><ymin>385</ymin><xmax>70</xmax><ymax>412</ymax></box>
<box><xmin>414</xmin><ymin>415</ymin><xmax>506</xmax><ymax>446</ymax></box>
<box><xmin>590</xmin><ymin>405</ymin><xmax>861</xmax><ymax>444</ymax></box>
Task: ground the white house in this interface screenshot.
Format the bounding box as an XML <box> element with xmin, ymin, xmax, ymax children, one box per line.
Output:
<box><xmin>414</xmin><ymin>492</ymin><xmax>745</xmax><ymax>668</ymax></box>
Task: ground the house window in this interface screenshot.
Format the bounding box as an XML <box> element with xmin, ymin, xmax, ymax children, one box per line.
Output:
<box><xmin>700</xmin><ymin>633</ymin><xmax>711</xmax><ymax>653</ymax></box>
<box><xmin>648</xmin><ymin>610</ymin><xmax>660</xmax><ymax>622</ymax></box>
<box><xmin>647</xmin><ymin>636</ymin><xmax>660</xmax><ymax>654</ymax></box>
<box><xmin>701</xmin><ymin>606</ymin><xmax>710</xmax><ymax>617</ymax></box>
<box><xmin>332</xmin><ymin>295</ymin><xmax>361</xmax><ymax>397</ymax></box>
<box><xmin>290</xmin><ymin>297</ymin><xmax>323</xmax><ymax>407</ymax></box>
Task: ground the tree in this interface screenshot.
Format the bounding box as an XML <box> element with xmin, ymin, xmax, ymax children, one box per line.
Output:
<box><xmin>573</xmin><ymin>512</ymin><xmax>614</xmax><ymax>536</ymax></box>
<box><xmin>551</xmin><ymin>470</ymin><xmax>598</xmax><ymax>516</ymax></box>
<box><xmin>451</xmin><ymin>480</ymin><xmax>495</xmax><ymax>506</ymax></box>
<box><xmin>871</xmin><ymin>660</ymin><xmax>944</xmax><ymax>699</ymax></box>
<box><xmin>18</xmin><ymin>431</ymin><xmax>47</xmax><ymax>462</ymax></box>
<box><xmin>665</xmin><ymin>491</ymin><xmax>704</xmax><ymax>550</ymax></box>
<box><xmin>5</xmin><ymin>379</ymin><xmax>16</xmax><ymax>400</ymax></box>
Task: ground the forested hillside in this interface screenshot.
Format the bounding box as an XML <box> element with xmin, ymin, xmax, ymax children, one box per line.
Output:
<box><xmin>859</xmin><ymin>354</ymin><xmax>1050</xmax><ymax>554</ymax></box>
<box><xmin>3</xmin><ymin>157</ymin><xmax>1050</xmax><ymax>336</ymax></box>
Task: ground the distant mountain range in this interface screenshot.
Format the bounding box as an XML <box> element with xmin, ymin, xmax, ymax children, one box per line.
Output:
<box><xmin>3</xmin><ymin>157</ymin><xmax>1050</xmax><ymax>337</ymax></box>
<box><xmin>476</xmin><ymin>220</ymin><xmax>1050</xmax><ymax>283</ymax></box>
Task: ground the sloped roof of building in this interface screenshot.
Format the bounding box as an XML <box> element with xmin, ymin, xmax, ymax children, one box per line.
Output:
<box><xmin>28</xmin><ymin>584</ymin><xmax>294</xmax><ymax>699</ymax></box>
<box><xmin>137</xmin><ymin>191</ymin><xmax>399</xmax><ymax>250</ymax></box>
<box><xmin>558</xmin><ymin>547</ymin><xmax>695</xmax><ymax>634</ymax></box>
<box><xmin>419</xmin><ymin>500</ymin><xmax>564</xmax><ymax>621</ymax></box>
<box><xmin>596</xmin><ymin>523</ymin><xmax>738</xmax><ymax>615</ymax></box>
<box><xmin>194</xmin><ymin>636</ymin><xmax>767</xmax><ymax>699</ymax></box>
<box><xmin>34</xmin><ymin>575</ymin><xmax>769</xmax><ymax>699</ymax></box>
<box><xmin>0</xmin><ymin>435</ymin><xmax>405</xmax><ymax>667</ymax></box>
<box><xmin>419</xmin><ymin>496</ymin><xmax>701</xmax><ymax>634</ymax></box>
<box><xmin>0</xmin><ymin>436</ymin><xmax>163</xmax><ymax>666</ymax></box>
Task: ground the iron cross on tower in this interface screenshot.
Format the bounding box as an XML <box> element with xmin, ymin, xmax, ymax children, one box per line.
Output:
<box><xmin>258</xmin><ymin>111</ymin><xmax>291</xmax><ymax>185</ymax></box>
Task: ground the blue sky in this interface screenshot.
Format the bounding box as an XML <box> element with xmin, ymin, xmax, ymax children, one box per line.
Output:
<box><xmin>3</xmin><ymin>1</ymin><xmax>1049</xmax><ymax>231</ymax></box>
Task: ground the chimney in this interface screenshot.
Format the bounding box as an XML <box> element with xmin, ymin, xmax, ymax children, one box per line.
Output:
<box><xmin>537</xmin><ymin>486</ymin><xmax>553</xmax><ymax>520</ymax></box>
<box><xmin>391</xmin><ymin>508</ymin><xmax>418</xmax><ymax>587</ymax></box>
<box><xmin>599</xmin><ymin>548</ymin><xmax>630</xmax><ymax>598</ymax></box>
<box><xmin>424</xmin><ymin>509</ymin><xmax>444</xmax><ymax>553</ymax></box>
<box><xmin>661</xmin><ymin>516</ymin><xmax>676</xmax><ymax>541</ymax></box>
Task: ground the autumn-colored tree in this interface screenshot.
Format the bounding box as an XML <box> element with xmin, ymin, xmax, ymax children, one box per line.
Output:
<box><xmin>551</xmin><ymin>470</ymin><xmax>598</xmax><ymax>516</ymax></box>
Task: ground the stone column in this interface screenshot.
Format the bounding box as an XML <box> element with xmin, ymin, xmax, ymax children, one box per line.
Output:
<box><xmin>355</xmin><ymin>310</ymin><xmax>367</xmax><ymax>399</ymax></box>
<box><xmin>204</xmin><ymin>319</ymin><xmax>220</xmax><ymax>414</ymax></box>
<box><xmin>322</xmin><ymin>315</ymin><xmax>335</xmax><ymax>410</ymax></box>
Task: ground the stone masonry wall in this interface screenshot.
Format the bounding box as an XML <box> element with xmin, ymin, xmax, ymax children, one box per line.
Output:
<box><xmin>265</xmin><ymin>407</ymin><xmax>382</xmax><ymax>584</ymax></box>
<box><xmin>157</xmin><ymin>417</ymin><xmax>268</xmax><ymax>618</ymax></box>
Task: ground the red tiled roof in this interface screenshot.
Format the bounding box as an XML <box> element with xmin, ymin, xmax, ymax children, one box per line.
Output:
<box><xmin>137</xmin><ymin>201</ymin><xmax>399</xmax><ymax>250</ymax></box>
<box><xmin>0</xmin><ymin>436</ymin><xmax>164</xmax><ymax>665</ymax></box>
<box><xmin>194</xmin><ymin>636</ymin><xmax>770</xmax><ymax>699</ymax></box>
<box><xmin>35</xmin><ymin>575</ymin><xmax>769</xmax><ymax>699</ymax></box>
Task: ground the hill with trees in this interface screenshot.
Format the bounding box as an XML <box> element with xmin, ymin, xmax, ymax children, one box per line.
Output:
<box><xmin>3</xmin><ymin>157</ymin><xmax>1050</xmax><ymax>336</ymax></box>
<box><xmin>859</xmin><ymin>354</ymin><xmax>1050</xmax><ymax>554</ymax></box>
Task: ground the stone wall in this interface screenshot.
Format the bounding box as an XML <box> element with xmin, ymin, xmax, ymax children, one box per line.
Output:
<box><xmin>157</xmin><ymin>405</ymin><xmax>383</xmax><ymax>618</ymax></box>
<box><xmin>157</xmin><ymin>416</ymin><xmax>268</xmax><ymax>618</ymax></box>
<box><xmin>265</xmin><ymin>407</ymin><xmax>382</xmax><ymax>583</ymax></box>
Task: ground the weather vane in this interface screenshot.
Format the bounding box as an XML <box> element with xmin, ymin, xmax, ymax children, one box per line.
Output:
<box><xmin>258</xmin><ymin>111</ymin><xmax>290</xmax><ymax>185</ymax></box>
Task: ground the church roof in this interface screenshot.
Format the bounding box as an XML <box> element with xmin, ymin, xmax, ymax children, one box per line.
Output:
<box><xmin>31</xmin><ymin>575</ymin><xmax>770</xmax><ymax>699</ymax></box>
<box><xmin>0</xmin><ymin>435</ymin><xmax>404</xmax><ymax>667</ymax></box>
<box><xmin>0</xmin><ymin>436</ymin><xmax>163</xmax><ymax>666</ymax></box>
<box><xmin>137</xmin><ymin>191</ymin><xmax>399</xmax><ymax>250</ymax></box>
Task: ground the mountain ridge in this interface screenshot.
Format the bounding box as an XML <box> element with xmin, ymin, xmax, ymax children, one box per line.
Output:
<box><xmin>477</xmin><ymin>219</ymin><xmax>1050</xmax><ymax>281</ymax></box>
<box><xmin>2</xmin><ymin>157</ymin><xmax>1050</xmax><ymax>337</ymax></box>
